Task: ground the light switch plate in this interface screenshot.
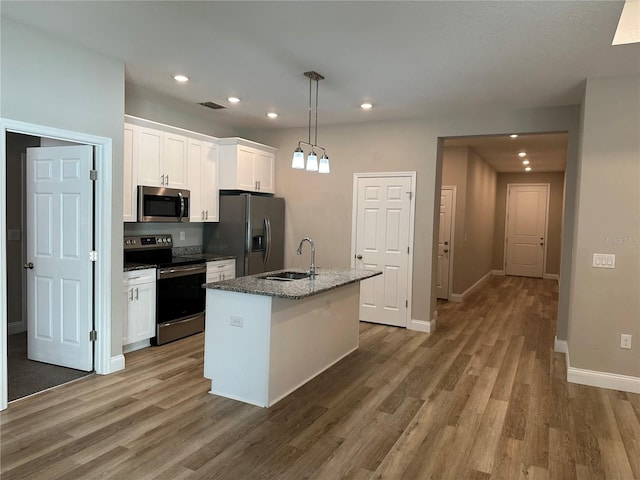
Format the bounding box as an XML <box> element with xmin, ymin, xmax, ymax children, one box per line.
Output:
<box><xmin>593</xmin><ymin>253</ymin><xmax>615</xmax><ymax>269</ymax></box>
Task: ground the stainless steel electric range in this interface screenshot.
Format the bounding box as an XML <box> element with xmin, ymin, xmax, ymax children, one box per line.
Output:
<box><xmin>124</xmin><ymin>234</ymin><xmax>206</xmax><ymax>345</ymax></box>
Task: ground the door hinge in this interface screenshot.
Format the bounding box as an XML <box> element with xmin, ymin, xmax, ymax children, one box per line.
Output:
<box><xmin>407</xmin><ymin>246</ymin><xmax>410</xmax><ymax>254</ymax></box>
<box><xmin>89</xmin><ymin>330</ymin><xmax>97</xmax><ymax>342</ymax></box>
<box><xmin>405</xmin><ymin>300</ymin><xmax>408</xmax><ymax>308</ymax></box>
<box><xmin>407</xmin><ymin>191</ymin><xmax>413</xmax><ymax>200</ymax></box>
<box><xmin>89</xmin><ymin>250</ymin><xmax>98</xmax><ymax>262</ymax></box>
<box><xmin>89</xmin><ymin>169</ymin><xmax>98</xmax><ymax>181</ymax></box>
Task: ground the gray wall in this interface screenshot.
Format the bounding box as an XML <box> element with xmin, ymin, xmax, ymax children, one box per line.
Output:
<box><xmin>243</xmin><ymin>105</ymin><xmax>580</xmax><ymax>328</ymax></box>
<box><xmin>494</xmin><ymin>172</ymin><xmax>565</xmax><ymax>275</ymax></box>
<box><xmin>1</xmin><ymin>17</ymin><xmax>125</xmax><ymax>358</ymax></box>
<box><xmin>442</xmin><ymin>146</ymin><xmax>497</xmax><ymax>295</ymax></box>
<box><xmin>568</xmin><ymin>74</ymin><xmax>640</xmax><ymax>377</ymax></box>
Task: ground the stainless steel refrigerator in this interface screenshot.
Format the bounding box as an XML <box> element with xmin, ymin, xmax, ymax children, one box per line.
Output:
<box><xmin>203</xmin><ymin>194</ymin><xmax>285</xmax><ymax>277</ymax></box>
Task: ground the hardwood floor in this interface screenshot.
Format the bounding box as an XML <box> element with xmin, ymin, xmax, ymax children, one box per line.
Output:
<box><xmin>2</xmin><ymin>276</ymin><xmax>639</xmax><ymax>479</ymax></box>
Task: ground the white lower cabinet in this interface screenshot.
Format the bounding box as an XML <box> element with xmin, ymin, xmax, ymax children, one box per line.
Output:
<box><xmin>206</xmin><ymin>259</ymin><xmax>236</xmax><ymax>283</ymax></box>
<box><xmin>123</xmin><ymin>268</ymin><xmax>156</xmax><ymax>352</ymax></box>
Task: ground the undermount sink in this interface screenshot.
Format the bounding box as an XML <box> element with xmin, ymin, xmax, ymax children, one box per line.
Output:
<box><xmin>259</xmin><ymin>271</ymin><xmax>312</xmax><ymax>281</ymax></box>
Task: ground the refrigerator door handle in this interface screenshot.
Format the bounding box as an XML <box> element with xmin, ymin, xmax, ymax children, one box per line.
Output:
<box><xmin>264</xmin><ymin>216</ymin><xmax>272</xmax><ymax>267</ymax></box>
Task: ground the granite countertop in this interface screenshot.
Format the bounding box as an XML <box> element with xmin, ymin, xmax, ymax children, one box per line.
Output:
<box><xmin>124</xmin><ymin>262</ymin><xmax>156</xmax><ymax>272</ymax></box>
<box><xmin>203</xmin><ymin>268</ymin><xmax>382</xmax><ymax>300</ymax></box>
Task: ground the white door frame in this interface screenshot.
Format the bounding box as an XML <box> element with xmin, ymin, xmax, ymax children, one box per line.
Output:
<box><xmin>350</xmin><ymin>171</ymin><xmax>416</xmax><ymax>329</ymax></box>
<box><xmin>0</xmin><ymin>118</ymin><xmax>113</xmax><ymax>411</ymax></box>
<box><xmin>440</xmin><ymin>186</ymin><xmax>457</xmax><ymax>300</ymax></box>
<box><xmin>503</xmin><ymin>183</ymin><xmax>550</xmax><ymax>277</ymax></box>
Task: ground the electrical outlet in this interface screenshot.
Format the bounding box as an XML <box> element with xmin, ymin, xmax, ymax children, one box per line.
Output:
<box><xmin>179</xmin><ymin>231</ymin><xmax>186</xmax><ymax>241</ymax></box>
<box><xmin>230</xmin><ymin>316</ymin><xmax>243</xmax><ymax>328</ymax></box>
<box><xmin>620</xmin><ymin>334</ymin><xmax>632</xmax><ymax>349</ymax></box>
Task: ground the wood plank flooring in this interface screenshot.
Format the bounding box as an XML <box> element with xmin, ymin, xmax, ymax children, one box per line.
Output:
<box><xmin>2</xmin><ymin>276</ymin><xmax>639</xmax><ymax>479</ymax></box>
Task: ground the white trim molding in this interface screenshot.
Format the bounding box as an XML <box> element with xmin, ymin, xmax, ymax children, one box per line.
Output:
<box><xmin>110</xmin><ymin>355</ymin><xmax>126</xmax><ymax>373</ymax></box>
<box><xmin>558</xmin><ymin>338</ymin><xmax>640</xmax><ymax>394</ymax></box>
<box><xmin>409</xmin><ymin>318</ymin><xmax>435</xmax><ymax>333</ymax></box>
<box><xmin>567</xmin><ymin>367</ymin><xmax>640</xmax><ymax>394</ymax></box>
<box><xmin>543</xmin><ymin>273</ymin><xmax>559</xmax><ymax>281</ymax></box>
<box><xmin>554</xmin><ymin>337</ymin><xmax>568</xmax><ymax>354</ymax></box>
<box><xmin>492</xmin><ymin>270</ymin><xmax>505</xmax><ymax>276</ymax></box>
<box><xmin>0</xmin><ymin>118</ymin><xmax>115</xmax><ymax>411</ymax></box>
<box><xmin>449</xmin><ymin>270</ymin><xmax>493</xmax><ymax>303</ymax></box>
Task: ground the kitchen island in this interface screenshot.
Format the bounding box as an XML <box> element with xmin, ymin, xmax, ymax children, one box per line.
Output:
<box><xmin>203</xmin><ymin>268</ymin><xmax>381</xmax><ymax>407</ymax></box>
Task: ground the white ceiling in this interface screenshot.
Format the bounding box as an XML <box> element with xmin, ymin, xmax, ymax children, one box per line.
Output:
<box><xmin>3</xmin><ymin>1</ymin><xmax>639</xmax><ymax>132</ymax></box>
<box><xmin>444</xmin><ymin>133</ymin><xmax>568</xmax><ymax>173</ymax></box>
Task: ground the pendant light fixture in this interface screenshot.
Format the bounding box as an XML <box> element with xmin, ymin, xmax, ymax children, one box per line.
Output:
<box><xmin>292</xmin><ymin>71</ymin><xmax>330</xmax><ymax>174</ymax></box>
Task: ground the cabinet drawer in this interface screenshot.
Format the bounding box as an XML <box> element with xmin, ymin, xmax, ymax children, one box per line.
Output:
<box><xmin>207</xmin><ymin>259</ymin><xmax>235</xmax><ymax>271</ymax></box>
<box><xmin>124</xmin><ymin>268</ymin><xmax>156</xmax><ymax>286</ymax></box>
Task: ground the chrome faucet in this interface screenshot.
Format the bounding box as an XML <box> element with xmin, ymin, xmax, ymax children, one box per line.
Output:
<box><xmin>296</xmin><ymin>237</ymin><xmax>316</xmax><ymax>276</ymax></box>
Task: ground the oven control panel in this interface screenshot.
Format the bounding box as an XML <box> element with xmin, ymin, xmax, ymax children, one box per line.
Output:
<box><xmin>124</xmin><ymin>235</ymin><xmax>173</xmax><ymax>250</ymax></box>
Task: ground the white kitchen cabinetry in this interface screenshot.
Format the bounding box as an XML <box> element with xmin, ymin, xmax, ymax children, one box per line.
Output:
<box><xmin>123</xmin><ymin>268</ymin><xmax>156</xmax><ymax>352</ymax></box>
<box><xmin>206</xmin><ymin>259</ymin><xmax>236</xmax><ymax>283</ymax></box>
<box><xmin>123</xmin><ymin>123</ymin><xmax>137</xmax><ymax>222</ymax></box>
<box><xmin>135</xmin><ymin>125</ymin><xmax>188</xmax><ymax>189</ymax></box>
<box><xmin>188</xmin><ymin>139</ymin><xmax>219</xmax><ymax>222</ymax></box>
<box><xmin>219</xmin><ymin>138</ymin><xmax>277</xmax><ymax>193</ymax></box>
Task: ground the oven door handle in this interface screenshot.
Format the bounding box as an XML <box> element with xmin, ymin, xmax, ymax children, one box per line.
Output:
<box><xmin>178</xmin><ymin>191</ymin><xmax>185</xmax><ymax>222</ymax></box>
<box><xmin>157</xmin><ymin>264</ymin><xmax>206</xmax><ymax>279</ymax></box>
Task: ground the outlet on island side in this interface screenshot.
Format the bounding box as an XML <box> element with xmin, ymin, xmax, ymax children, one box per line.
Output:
<box><xmin>230</xmin><ymin>316</ymin><xmax>243</xmax><ymax>328</ymax></box>
<box><xmin>620</xmin><ymin>334</ymin><xmax>632</xmax><ymax>349</ymax></box>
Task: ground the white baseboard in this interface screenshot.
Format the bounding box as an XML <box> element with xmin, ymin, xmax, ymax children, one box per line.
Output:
<box><xmin>554</xmin><ymin>337</ymin><xmax>568</xmax><ymax>354</ymax></box>
<box><xmin>557</xmin><ymin>339</ymin><xmax>640</xmax><ymax>394</ymax></box>
<box><xmin>123</xmin><ymin>339</ymin><xmax>150</xmax><ymax>354</ymax></box>
<box><xmin>108</xmin><ymin>354</ymin><xmax>125</xmax><ymax>374</ymax></box>
<box><xmin>492</xmin><ymin>270</ymin><xmax>505</xmax><ymax>276</ymax></box>
<box><xmin>408</xmin><ymin>318</ymin><xmax>434</xmax><ymax>332</ymax></box>
<box><xmin>567</xmin><ymin>367</ymin><xmax>640</xmax><ymax>394</ymax></box>
<box><xmin>449</xmin><ymin>270</ymin><xmax>493</xmax><ymax>303</ymax></box>
<box><xmin>544</xmin><ymin>273</ymin><xmax>559</xmax><ymax>281</ymax></box>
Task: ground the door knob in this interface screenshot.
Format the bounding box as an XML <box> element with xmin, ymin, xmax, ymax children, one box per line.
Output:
<box><xmin>356</xmin><ymin>254</ymin><xmax>363</xmax><ymax>259</ymax></box>
<box><xmin>444</xmin><ymin>249</ymin><xmax>449</xmax><ymax>253</ymax></box>
<box><xmin>23</xmin><ymin>262</ymin><xmax>34</xmax><ymax>269</ymax></box>
<box><xmin>444</xmin><ymin>241</ymin><xmax>449</xmax><ymax>246</ymax></box>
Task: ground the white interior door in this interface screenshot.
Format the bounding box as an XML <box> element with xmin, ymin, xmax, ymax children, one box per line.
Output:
<box><xmin>26</xmin><ymin>145</ymin><xmax>94</xmax><ymax>371</ymax></box>
<box><xmin>353</xmin><ymin>175</ymin><xmax>413</xmax><ymax>327</ymax></box>
<box><xmin>505</xmin><ymin>184</ymin><xmax>548</xmax><ymax>278</ymax></box>
<box><xmin>436</xmin><ymin>187</ymin><xmax>454</xmax><ymax>299</ymax></box>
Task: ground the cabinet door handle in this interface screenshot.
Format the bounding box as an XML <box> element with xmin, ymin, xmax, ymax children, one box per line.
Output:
<box><xmin>135</xmin><ymin>287</ymin><xmax>139</xmax><ymax>300</ymax></box>
<box><xmin>206</xmin><ymin>210</ymin><xmax>209</xmax><ymax>220</ymax></box>
<box><xmin>161</xmin><ymin>174</ymin><xmax>165</xmax><ymax>185</ymax></box>
<box><xmin>129</xmin><ymin>288</ymin><xmax>134</xmax><ymax>301</ymax></box>
<box><xmin>165</xmin><ymin>174</ymin><xmax>169</xmax><ymax>185</ymax></box>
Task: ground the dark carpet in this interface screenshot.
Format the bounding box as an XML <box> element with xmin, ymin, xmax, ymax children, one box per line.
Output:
<box><xmin>7</xmin><ymin>332</ymin><xmax>93</xmax><ymax>401</ymax></box>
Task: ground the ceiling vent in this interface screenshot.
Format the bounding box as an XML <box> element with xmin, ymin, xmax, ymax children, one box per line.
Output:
<box><xmin>198</xmin><ymin>101</ymin><xmax>226</xmax><ymax>110</ymax></box>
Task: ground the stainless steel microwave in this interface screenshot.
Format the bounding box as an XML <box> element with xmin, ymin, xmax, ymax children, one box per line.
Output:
<box><xmin>137</xmin><ymin>186</ymin><xmax>190</xmax><ymax>222</ymax></box>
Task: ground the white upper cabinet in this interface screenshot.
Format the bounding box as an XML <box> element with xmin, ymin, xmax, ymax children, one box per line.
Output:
<box><xmin>123</xmin><ymin>123</ymin><xmax>137</xmax><ymax>222</ymax></box>
<box><xmin>123</xmin><ymin>115</ymin><xmax>220</xmax><ymax>222</ymax></box>
<box><xmin>188</xmin><ymin>139</ymin><xmax>219</xmax><ymax>222</ymax></box>
<box><xmin>219</xmin><ymin>138</ymin><xmax>277</xmax><ymax>194</ymax></box>
<box><xmin>135</xmin><ymin>124</ymin><xmax>188</xmax><ymax>189</ymax></box>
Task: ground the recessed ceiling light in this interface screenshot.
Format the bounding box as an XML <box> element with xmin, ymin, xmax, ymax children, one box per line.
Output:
<box><xmin>267</xmin><ymin>112</ymin><xmax>278</xmax><ymax>119</ymax></box>
<box><xmin>360</xmin><ymin>103</ymin><xmax>373</xmax><ymax>110</ymax></box>
<box><xmin>174</xmin><ymin>75</ymin><xmax>189</xmax><ymax>82</ymax></box>
<box><xmin>227</xmin><ymin>97</ymin><xmax>240</xmax><ymax>103</ymax></box>
<box><xmin>518</xmin><ymin>152</ymin><xmax>527</xmax><ymax>157</ymax></box>
<box><xmin>525</xmin><ymin>166</ymin><xmax>532</xmax><ymax>172</ymax></box>
<box><xmin>510</xmin><ymin>134</ymin><xmax>519</xmax><ymax>138</ymax></box>
<box><xmin>522</xmin><ymin>159</ymin><xmax>530</xmax><ymax>165</ymax></box>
